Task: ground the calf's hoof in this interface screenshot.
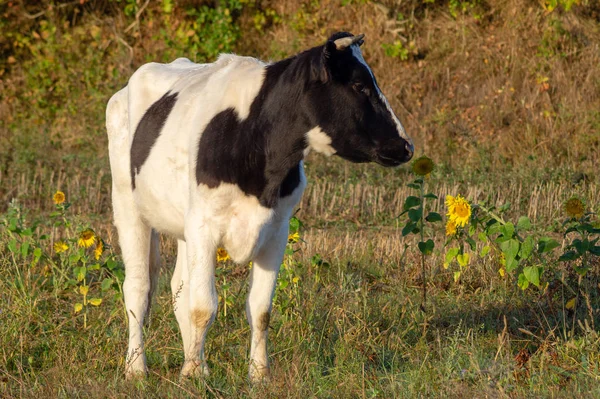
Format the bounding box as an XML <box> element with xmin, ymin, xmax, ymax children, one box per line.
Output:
<box><xmin>248</xmin><ymin>364</ymin><xmax>270</xmax><ymax>384</ymax></box>
<box><xmin>125</xmin><ymin>366</ymin><xmax>148</xmax><ymax>381</ymax></box>
<box><xmin>180</xmin><ymin>360</ymin><xmax>209</xmax><ymax>379</ymax></box>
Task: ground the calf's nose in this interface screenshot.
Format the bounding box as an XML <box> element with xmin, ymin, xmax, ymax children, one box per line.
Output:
<box><xmin>404</xmin><ymin>141</ymin><xmax>414</xmax><ymax>161</ymax></box>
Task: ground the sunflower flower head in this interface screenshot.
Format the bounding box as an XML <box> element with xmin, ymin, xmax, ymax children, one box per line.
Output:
<box><xmin>564</xmin><ymin>197</ymin><xmax>585</xmax><ymax>219</ymax></box>
<box><xmin>216</xmin><ymin>247</ymin><xmax>230</xmax><ymax>262</ymax></box>
<box><xmin>288</xmin><ymin>231</ymin><xmax>300</xmax><ymax>244</ymax></box>
<box><xmin>53</xmin><ymin>191</ymin><xmax>66</xmax><ymax>205</ymax></box>
<box><xmin>54</xmin><ymin>241</ymin><xmax>69</xmax><ymax>253</ymax></box>
<box><xmin>446</xmin><ymin>194</ymin><xmax>471</xmax><ymax>227</ymax></box>
<box><xmin>94</xmin><ymin>240</ymin><xmax>104</xmax><ymax>260</ymax></box>
<box><xmin>445</xmin><ymin>220</ymin><xmax>457</xmax><ymax>236</ymax></box>
<box><xmin>78</xmin><ymin>229</ymin><xmax>96</xmax><ymax>248</ymax></box>
<box><xmin>411</xmin><ymin>156</ymin><xmax>435</xmax><ymax>176</ymax></box>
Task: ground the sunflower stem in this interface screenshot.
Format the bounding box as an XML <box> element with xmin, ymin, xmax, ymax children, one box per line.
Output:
<box><xmin>419</xmin><ymin>180</ymin><xmax>427</xmax><ymax>315</ymax></box>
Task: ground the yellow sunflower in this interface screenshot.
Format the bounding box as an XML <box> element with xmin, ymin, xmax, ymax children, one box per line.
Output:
<box><xmin>78</xmin><ymin>229</ymin><xmax>96</xmax><ymax>248</ymax></box>
<box><xmin>446</xmin><ymin>194</ymin><xmax>471</xmax><ymax>227</ymax></box>
<box><xmin>564</xmin><ymin>197</ymin><xmax>585</xmax><ymax>219</ymax></box>
<box><xmin>54</xmin><ymin>241</ymin><xmax>69</xmax><ymax>253</ymax></box>
<box><xmin>53</xmin><ymin>191</ymin><xmax>66</xmax><ymax>205</ymax></box>
<box><xmin>445</xmin><ymin>220</ymin><xmax>457</xmax><ymax>236</ymax></box>
<box><xmin>216</xmin><ymin>247</ymin><xmax>230</xmax><ymax>262</ymax></box>
<box><xmin>94</xmin><ymin>240</ymin><xmax>104</xmax><ymax>260</ymax></box>
<box><xmin>411</xmin><ymin>156</ymin><xmax>435</xmax><ymax>176</ymax></box>
<box><xmin>288</xmin><ymin>231</ymin><xmax>300</xmax><ymax>243</ymax></box>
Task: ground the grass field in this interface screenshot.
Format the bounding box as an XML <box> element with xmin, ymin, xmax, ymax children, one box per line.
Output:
<box><xmin>1</xmin><ymin>0</ymin><xmax>600</xmax><ymax>397</ymax></box>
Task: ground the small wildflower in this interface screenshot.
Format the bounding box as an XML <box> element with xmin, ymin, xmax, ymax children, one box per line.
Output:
<box><xmin>216</xmin><ymin>247</ymin><xmax>230</xmax><ymax>262</ymax></box>
<box><xmin>445</xmin><ymin>220</ymin><xmax>457</xmax><ymax>236</ymax></box>
<box><xmin>564</xmin><ymin>197</ymin><xmax>585</xmax><ymax>219</ymax></box>
<box><xmin>288</xmin><ymin>232</ymin><xmax>300</xmax><ymax>243</ymax></box>
<box><xmin>78</xmin><ymin>229</ymin><xmax>96</xmax><ymax>248</ymax></box>
<box><xmin>54</xmin><ymin>241</ymin><xmax>69</xmax><ymax>253</ymax></box>
<box><xmin>94</xmin><ymin>240</ymin><xmax>104</xmax><ymax>260</ymax></box>
<box><xmin>53</xmin><ymin>191</ymin><xmax>66</xmax><ymax>205</ymax></box>
<box><xmin>499</xmin><ymin>268</ymin><xmax>506</xmax><ymax>277</ymax></box>
<box><xmin>446</xmin><ymin>194</ymin><xmax>472</xmax><ymax>227</ymax></box>
<box><xmin>411</xmin><ymin>156</ymin><xmax>435</xmax><ymax>176</ymax></box>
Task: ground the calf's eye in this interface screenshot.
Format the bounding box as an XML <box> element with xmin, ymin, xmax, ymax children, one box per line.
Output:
<box><xmin>352</xmin><ymin>82</ymin><xmax>370</xmax><ymax>96</ymax></box>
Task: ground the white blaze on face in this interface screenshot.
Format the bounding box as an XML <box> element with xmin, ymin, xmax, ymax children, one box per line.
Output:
<box><xmin>305</xmin><ymin>126</ymin><xmax>336</xmax><ymax>156</ymax></box>
<box><xmin>350</xmin><ymin>45</ymin><xmax>413</xmax><ymax>147</ymax></box>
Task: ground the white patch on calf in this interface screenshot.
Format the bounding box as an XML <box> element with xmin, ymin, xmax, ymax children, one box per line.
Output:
<box><xmin>306</xmin><ymin>126</ymin><xmax>336</xmax><ymax>156</ymax></box>
<box><xmin>350</xmin><ymin>46</ymin><xmax>412</xmax><ymax>146</ymax></box>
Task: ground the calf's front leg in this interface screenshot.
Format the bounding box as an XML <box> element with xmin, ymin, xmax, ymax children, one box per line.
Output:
<box><xmin>246</xmin><ymin>224</ymin><xmax>288</xmax><ymax>382</ymax></box>
<box><xmin>181</xmin><ymin>219</ymin><xmax>218</xmax><ymax>378</ymax></box>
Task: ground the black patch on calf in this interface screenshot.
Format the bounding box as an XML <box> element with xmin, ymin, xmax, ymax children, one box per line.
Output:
<box><xmin>196</xmin><ymin>59</ymin><xmax>311</xmax><ymax>208</ymax></box>
<box><xmin>130</xmin><ymin>91</ymin><xmax>178</xmax><ymax>189</ymax></box>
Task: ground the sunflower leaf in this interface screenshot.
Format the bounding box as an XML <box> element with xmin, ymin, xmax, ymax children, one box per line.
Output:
<box><xmin>408</xmin><ymin>208</ymin><xmax>422</xmax><ymax>223</ymax></box>
<box><xmin>402</xmin><ymin>222</ymin><xmax>416</xmax><ymax>237</ymax></box>
<box><xmin>418</xmin><ymin>239</ymin><xmax>434</xmax><ymax>255</ymax></box>
<box><xmin>517</xmin><ymin>216</ymin><xmax>532</xmax><ymax>231</ymax></box>
<box><xmin>517</xmin><ymin>273</ymin><xmax>529</xmax><ymax>290</ymax></box>
<box><xmin>501</xmin><ymin>239</ymin><xmax>519</xmax><ymax>260</ymax></box>
<box><xmin>403</xmin><ymin>196</ymin><xmax>421</xmax><ymax>210</ymax></box>
<box><xmin>538</xmin><ymin>237</ymin><xmax>560</xmax><ymax>254</ymax></box>
<box><xmin>424</xmin><ymin>193</ymin><xmax>438</xmax><ymax>199</ymax></box>
<box><xmin>523</xmin><ymin>266</ymin><xmax>541</xmax><ymax>287</ymax></box>
<box><xmin>425</xmin><ymin>212</ymin><xmax>442</xmax><ymax>223</ymax></box>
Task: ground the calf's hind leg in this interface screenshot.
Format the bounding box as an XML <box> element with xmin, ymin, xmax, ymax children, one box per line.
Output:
<box><xmin>113</xmin><ymin>190</ymin><xmax>155</xmax><ymax>379</ymax></box>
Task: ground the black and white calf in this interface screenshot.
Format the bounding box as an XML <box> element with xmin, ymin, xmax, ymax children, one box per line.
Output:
<box><xmin>106</xmin><ymin>32</ymin><xmax>413</xmax><ymax>381</ymax></box>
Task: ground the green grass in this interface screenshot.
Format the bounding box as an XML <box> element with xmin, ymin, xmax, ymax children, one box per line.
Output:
<box><xmin>1</xmin><ymin>244</ymin><xmax>599</xmax><ymax>398</ymax></box>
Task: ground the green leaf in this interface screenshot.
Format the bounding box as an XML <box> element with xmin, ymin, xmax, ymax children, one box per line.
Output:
<box><xmin>501</xmin><ymin>239</ymin><xmax>520</xmax><ymax>260</ymax></box>
<box><xmin>402</xmin><ymin>221</ymin><xmax>416</xmax><ymax>237</ymax></box>
<box><xmin>589</xmin><ymin>246</ymin><xmax>600</xmax><ymax>256</ymax></box>
<box><xmin>418</xmin><ymin>239</ymin><xmax>434</xmax><ymax>255</ymax></box>
<box><xmin>408</xmin><ymin>208</ymin><xmax>422</xmax><ymax>223</ymax></box>
<box><xmin>523</xmin><ymin>266</ymin><xmax>541</xmax><ymax>287</ymax></box>
<box><xmin>538</xmin><ymin>237</ymin><xmax>560</xmax><ymax>254</ymax></box>
<box><xmin>574</xmin><ymin>265</ymin><xmax>589</xmax><ymax>276</ymax></box>
<box><xmin>558</xmin><ymin>251</ymin><xmax>580</xmax><ymax>262</ymax></box>
<box><xmin>520</xmin><ymin>236</ymin><xmax>534</xmax><ymax>260</ymax></box>
<box><xmin>33</xmin><ymin>247</ymin><xmax>42</xmax><ymax>259</ymax></box>
<box><xmin>498</xmin><ymin>202</ymin><xmax>512</xmax><ymax>212</ymax></box>
<box><xmin>517</xmin><ymin>273</ymin><xmax>529</xmax><ymax>290</ymax></box>
<box><xmin>457</xmin><ymin>253</ymin><xmax>470</xmax><ymax>268</ymax></box>
<box><xmin>101</xmin><ymin>278</ymin><xmax>114</xmax><ymax>291</ymax></box>
<box><xmin>8</xmin><ymin>239</ymin><xmax>18</xmax><ymax>254</ymax></box>
<box><xmin>487</xmin><ymin>222</ymin><xmax>502</xmax><ymax>236</ymax></box>
<box><xmin>445</xmin><ymin>247</ymin><xmax>460</xmax><ymax>264</ymax></box>
<box><xmin>21</xmin><ymin>242</ymin><xmax>30</xmax><ymax>257</ymax></box>
<box><xmin>425</xmin><ymin>212</ymin><xmax>443</xmax><ymax>223</ymax></box>
<box><xmin>69</xmin><ymin>253</ymin><xmax>81</xmax><ymax>264</ymax></box>
<box><xmin>478</xmin><ymin>232</ymin><xmax>488</xmax><ymax>242</ymax></box>
<box><xmin>466</xmin><ymin>237</ymin><xmax>476</xmax><ymax>251</ymax></box>
<box><xmin>573</xmin><ymin>239</ymin><xmax>590</xmax><ymax>255</ymax></box>
<box><xmin>289</xmin><ymin>216</ymin><xmax>301</xmax><ymax>233</ymax></box>
<box><xmin>505</xmin><ymin>257</ymin><xmax>518</xmax><ymax>272</ymax></box>
<box><xmin>407</xmin><ymin>183</ymin><xmax>421</xmax><ymax>189</ymax></box>
<box><xmin>106</xmin><ymin>258</ymin><xmax>118</xmax><ymax>270</ymax></box>
<box><xmin>517</xmin><ymin>216</ymin><xmax>532</xmax><ymax>230</ymax></box>
<box><xmin>403</xmin><ymin>196</ymin><xmax>421</xmax><ymax>210</ymax></box>
<box><xmin>480</xmin><ymin>245</ymin><xmax>491</xmax><ymax>257</ymax></box>
<box><xmin>501</xmin><ymin>222</ymin><xmax>515</xmax><ymax>239</ymax></box>
<box><xmin>424</xmin><ymin>193</ymin><xmax>438</xmax><ymax>199</ymax></box>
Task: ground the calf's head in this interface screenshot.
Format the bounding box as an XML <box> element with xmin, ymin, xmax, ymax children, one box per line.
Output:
<box><xmin>306</xmin><ymin>32</ymin><xmax>414</xmax><ymax>166</ymax></box>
